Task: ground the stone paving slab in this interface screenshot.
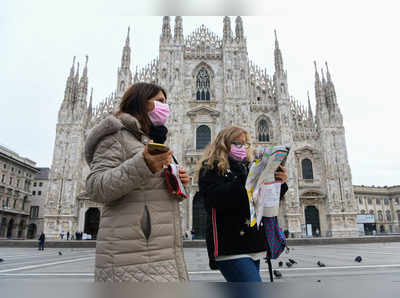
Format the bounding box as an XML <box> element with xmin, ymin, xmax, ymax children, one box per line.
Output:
<box><xmin>1</xmin><ymin>235</ymin><xmax>400</xmax><ymax>248</ymax></box>
<box><xmin>1</xmin><ymin>242</ymin><xmax>400</xmax><ymax>282</ymax></box>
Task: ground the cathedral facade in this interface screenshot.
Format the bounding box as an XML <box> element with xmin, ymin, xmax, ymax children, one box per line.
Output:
<box><xmin>44</xmin><ymin>16</ymin><xmax>359</xmax><ymax>239</ymax></box>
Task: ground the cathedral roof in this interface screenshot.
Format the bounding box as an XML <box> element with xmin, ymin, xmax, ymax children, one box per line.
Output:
<box><xmin>185</xmin><ymin>25</ymin><xmax>222</xmax><ymax>49</ymax></box>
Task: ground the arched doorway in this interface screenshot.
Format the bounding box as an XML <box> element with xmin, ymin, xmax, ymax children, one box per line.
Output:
<box><xmin>192</xmin><ymin>192</ymin><xmax>208</xmax><ymax>239</ymax></box>
<box><xmin>27</xmin><ymin>223</ymin><xmax>37</xmax><ymax>239</ymax></box>
<box><xmin>84</xmin><ymin>208</ymin><xmax>100</xmax><ymax>240</ymax></box>
<box><xmin>7</xmin><ymin>218</ymin><xmax>15</xmax><ymax>238</ymax></box>
<box><xmin>305</xmin><ymin>206</ymin><xmax>321</xmax><ymax>236</ymax></box>
<box><xmin>18</xmin><ymin>220</ymin><xmax>25</xmax><ymax>238</ymax></box>
<box><xmin>0</xmin><ymin>217</ymin><xmax>7</xmax><ymax>237</ymax></box>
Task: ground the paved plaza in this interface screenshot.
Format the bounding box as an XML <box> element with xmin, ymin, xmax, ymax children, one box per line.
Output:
<box><xmin>0</xmin><ymin>242</ymin><xmax>400</xmax><ymax>283</ymax></box>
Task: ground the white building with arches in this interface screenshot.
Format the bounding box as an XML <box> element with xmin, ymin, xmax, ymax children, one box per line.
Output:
<box><xmin>44</xmin><ymin>16</ymin><xmax>360</xmax><ymax>239</ymax></box>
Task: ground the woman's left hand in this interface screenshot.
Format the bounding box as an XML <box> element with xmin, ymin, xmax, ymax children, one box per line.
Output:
<box><xmin>178</xmin><ymin>167</ymin><xmax>191</xmax><ymax>187</ymax></box>
<box><xmin>275</xmin><ymin>165</ymin><xmax>288</xmax><ymax>183</ymax></box>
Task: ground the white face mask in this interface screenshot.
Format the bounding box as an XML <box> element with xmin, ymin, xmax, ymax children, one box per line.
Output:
<box><xmin>148</xmin><ymin>101</ymin><xmax>170</xmax><ymax>126</ymax></box>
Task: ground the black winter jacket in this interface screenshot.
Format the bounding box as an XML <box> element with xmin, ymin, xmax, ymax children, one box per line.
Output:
<box><xmin>198</xmin><ymin>158</ymin><xmax>288</xmax><ymax>269</ymax></box>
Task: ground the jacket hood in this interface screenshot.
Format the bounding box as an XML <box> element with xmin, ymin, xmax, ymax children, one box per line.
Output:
<box><xmin>84</xmin><ymin>113</ymin><xmax>143</xmax><ymax>165</ymax></box>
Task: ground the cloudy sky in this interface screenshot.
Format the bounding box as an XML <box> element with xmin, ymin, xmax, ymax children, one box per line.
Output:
<box><xmin>1</xmin><ymin>1</ymin><xmax>399</xmax><ymax>186</ymax></box>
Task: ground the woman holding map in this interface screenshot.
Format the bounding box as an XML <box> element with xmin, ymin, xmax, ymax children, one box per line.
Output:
<box><xmin>197</xmin><ymin>126</ymin><xmax>288</xmax><ymax>282</ymax></box>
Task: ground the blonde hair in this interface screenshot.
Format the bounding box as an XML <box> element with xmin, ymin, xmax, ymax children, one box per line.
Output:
<box><xmin>195</xmin><ymin>126</ymin><xmax>253</xmax><ymax>178</ymax></box>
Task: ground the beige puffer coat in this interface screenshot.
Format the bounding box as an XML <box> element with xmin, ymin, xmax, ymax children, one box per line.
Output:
<box><xmin>84</xmin><ymin>113</ymin><xmax>189</xmax><ymax>282</ymax></box>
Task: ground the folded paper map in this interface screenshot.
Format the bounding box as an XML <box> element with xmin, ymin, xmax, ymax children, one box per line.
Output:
<box><xmin>246</xmin><ymin>146</ymin><xmax>290</xmax><ymax>228</ymax></box>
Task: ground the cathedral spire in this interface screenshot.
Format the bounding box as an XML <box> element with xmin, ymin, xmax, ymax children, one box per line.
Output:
<box><xmin>321</xmin><ymin>67</ymin><xmax>326</xmax><ymax>85</ymax></box>
<box><xmin>314</xmin><ymin>61</ymin><xmax>320</xmax><ymax>84</ymax></box>
<box><xmin>71</xmin><ymin>61</ymin><xmax>80</xmax><ymax>104</ymax></box>
<box><xmin>274</xmin><ymin>30</ymin><xmax>284</xmax><ymax>74</ymax></box>
<box><xmin>174</xmin><ymin>16</ymin><xmax>183</xmax><ymax>43</ymax></box>
<box><xmin>125</xmin><ymin>26</ymin><xmax>130</xmax><ymax>46</ymax></box>
<box><xmin>235</xmin><ymin>16</ymin><xmax>244</xmax><ymax>40</ymax></box>
<box><xmin>161</xmin><ymin>16</ymin><xmax>172</xmax><ymax>43</ymax></box>
<box><xmin>325</xmin><ymin>61</ymin><xmax>332</xmax><ymax>83</ymax></box>
<box><xmin>325</xmin><ymin>61</ymin><xmax>338</xmax><ymax>105</ymax></box>
<box><xmin>74</xmin><ymin>62</ymin><xmax>80</xmax><ymax>85</ymax></box>
<box><xmin>79</xmin><ymin>55</ymin><xmax>89</xmax><ymax>100</ymax></box>
<box><xmin>121</xmin><ymin>27</ymin><xmax>131</xmax><ymax>70</ymax></box>
<box><xmin>116</xmin><ymin>28</ymin><xmax>133</xmax><ymax>98</ymax></box>
<box><xmin>223</xmin><ymin>16</ymin><xmax>232</xmax><ymax>43</ymax></box>
<box><xmin>63</xmin><ymin>56</ymin><xmax>76</xmax><ymax>102</ymax></box>
<box><xmin>314</xmin><ymin>61</ymin><xmax>323</xmax><ymax>110</ymax></box>
<box><xmin>69</xmin><ymin>56</ymin><xmax>76</xmax><ymax>78</ymax></box>
<box><xmin>82</xmin><ymin>55</ymin><xmax>88</xmax><ymax>78</ymax></box>
<box><xmin>307</xmin><ymin>91</ymin><xmax>313</xmax><ymax>120</ymax></box>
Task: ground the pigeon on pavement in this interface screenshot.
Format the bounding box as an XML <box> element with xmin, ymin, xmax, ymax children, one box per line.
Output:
<box><xmin>273</xmin><ymin>270</ymin><xmax>282</xmax><ymax>278</ymax></box>
<box><xmin>355</xmin><ymin>256</ymin><xmax>362</xmax><ymax>262</ymax></box>
<box><xmin>58</xmin><ymin>251</ymin><xmax>62</xmax><ymax>256</ymax></box>
<box><xmin>288</xmin><ymin>258</ymin><xmax>297</xmax><ymax>264</ymax></box>
<box><xmin>286</xmin><ymin>262</ymin><xmax>293</xmax><ymax>268</ymax></box>
<box><xmin>317</xmin><ymin>261</ymin><xmax>326</xmax><ymax>267</ymax></box>
<box><xmin>0</xmin><ymin>258</ymin><xmax>4</xmax><ymax>262</ymax></box>
<box><xmin>278</xmin><ymin>261</ymin><xmax>283</xmax><ymax>267</ymax></box>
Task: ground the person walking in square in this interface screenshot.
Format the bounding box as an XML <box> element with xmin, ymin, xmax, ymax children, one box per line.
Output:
<box><xmin>197</xmin><ymin>126</ymin><xmax>288</xmax><ymax>282</ymax></box>
<box><xmin>85</xmin><ymin>82</ymin><xmax>190</xmax><ymax>282</ymax></box>
<box><xmin>38</xmin><ymin>232</ymin><xmax>45</xmax><ymax>251</ymax></box>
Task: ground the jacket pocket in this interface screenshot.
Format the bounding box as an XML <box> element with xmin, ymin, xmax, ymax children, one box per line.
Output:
<box><xmin>140</xmin><ymin>205</ymin><xmax>152</xmax><ymax>240</ymax></box>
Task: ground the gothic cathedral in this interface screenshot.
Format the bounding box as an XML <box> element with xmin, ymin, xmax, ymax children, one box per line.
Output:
<box><xmin>44</xmin><ymin>16</ymin><xmax>358</xmax><ymax>239</ymax></box>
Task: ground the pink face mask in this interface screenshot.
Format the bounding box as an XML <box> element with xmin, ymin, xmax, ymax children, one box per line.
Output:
<box><xmin>148</xmin><ymin>101</ymin><xmax>170</xmax><ymax>126</ymax></box>
<box><xmin>229</xmin><ymin>145</ymin><xmax>247</xmax><ymax>161</ymax></box>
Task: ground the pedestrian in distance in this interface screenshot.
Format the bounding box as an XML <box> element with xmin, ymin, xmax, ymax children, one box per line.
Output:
<box><xmin>85</xmin><ymin>82</ymin><xmax>190</xmax><ymax>282</ymax></box>
<box><xmin>38</xmin><ymin>232</ymin><xmax>45</xmax><ymax>251</ymax></box>
<box><xmin>67</xmin><ymin>231</ymin><xmax>70</xmax><ymax>240</ymax></box>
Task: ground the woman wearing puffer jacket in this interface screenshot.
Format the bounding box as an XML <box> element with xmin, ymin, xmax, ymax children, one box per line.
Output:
<box><xmin>85</xmin><ymin>82</ymin><xmax>189</xmax><ymax>282</ymax></box>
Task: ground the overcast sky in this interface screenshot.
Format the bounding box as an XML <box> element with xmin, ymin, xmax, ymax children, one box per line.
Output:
<box><xmin>1</xmin><ymin>1</ymin><xmax>399</xmax><ymax>186</ymax></box>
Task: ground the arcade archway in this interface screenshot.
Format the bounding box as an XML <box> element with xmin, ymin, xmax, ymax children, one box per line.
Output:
<box><xmin>27</xmin><ymin>223</ymin><xmax>37</xmax><ymax>239</ymax></box>
<box><xmin>7</xmin><ymin>218</ymin><xmax>14</xmax><ymax>238</ymax></box>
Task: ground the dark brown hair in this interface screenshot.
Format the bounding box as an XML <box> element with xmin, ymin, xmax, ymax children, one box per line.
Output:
<box><xmin>115</xmin><ymin>82</ymin><xmax>167</xmax><ymax>133</ymax></box>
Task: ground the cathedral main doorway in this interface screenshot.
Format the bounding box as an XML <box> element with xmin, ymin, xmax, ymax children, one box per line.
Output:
<box><xmin>305</xmin><ymin>205</ymin><xmax>321</xmax><ymax>236</ymax></box>
<box><xmin>84</xmin><ymin>208</ymin><xmax>100</xmax><ymax>240</ymax></box>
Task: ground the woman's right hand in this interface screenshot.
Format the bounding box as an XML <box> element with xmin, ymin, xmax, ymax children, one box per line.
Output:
<box><xmin>143</xmin><ymin>145</ymin><xmax>172</xmax><ymax>173</ymax></box>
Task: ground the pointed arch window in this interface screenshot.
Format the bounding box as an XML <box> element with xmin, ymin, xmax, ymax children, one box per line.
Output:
<box><xmin>196</xmin><ymin>125</ymin><xmax>211</xmax><ymax>150</ymax></box>
<box><xmin>257</xmin><ymin>119</ymin><xmax>270</xmax><ymax>142</ymax></box>
<box><xmin>196</xmin><ymin>68</ymin><xmax>210</xmax><ymax>101</ymax></box>
<box><xmin>302</xmin><ymin>158</ymin><xmax>314</xmax><ymax>180</ymax></box>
